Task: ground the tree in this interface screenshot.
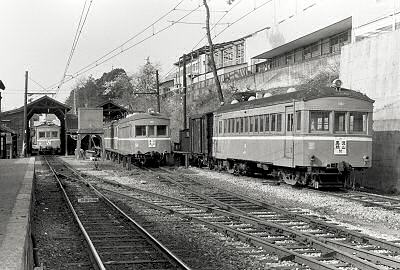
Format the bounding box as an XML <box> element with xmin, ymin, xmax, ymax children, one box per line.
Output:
<box><xmin>203</xmin><ymin>0</ymin><xmax>224</xmax><ymax>105</ymax></box>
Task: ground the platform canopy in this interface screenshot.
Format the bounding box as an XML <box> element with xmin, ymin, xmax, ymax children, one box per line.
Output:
<box><xmin>0</xmin><ymin>95</ymin><xmax>71</xmax><ymax>156</ymax></box>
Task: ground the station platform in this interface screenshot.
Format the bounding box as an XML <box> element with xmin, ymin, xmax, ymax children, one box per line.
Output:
<box><xmin>0</xmin><ymin>158</ymin><xmax>35</xmax><ymax>270</ymax></box>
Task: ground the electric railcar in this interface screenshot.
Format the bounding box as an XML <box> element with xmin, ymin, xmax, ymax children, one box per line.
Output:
<box><xmin>104</xmin><ymin>112</ymin><xmax>171</xmax><ymax>166</ymax></box>
<box><xmin>32</xmin><ymin>123</ymin><xmax>61</xmax><ymax>155</ymax></box>
<box><xmin>183</xmin><ymin>86</ymin><xmax>374</xmax><ymax>189</ymax></box>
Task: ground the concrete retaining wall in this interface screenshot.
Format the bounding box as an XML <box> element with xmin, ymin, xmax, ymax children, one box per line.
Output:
<box><xmin>340</xmin><ymin>30</ymin><xmax>400</xmax><ymax>193</ymax></box>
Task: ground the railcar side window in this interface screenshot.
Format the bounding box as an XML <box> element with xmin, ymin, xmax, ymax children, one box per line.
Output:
<box><xmin>135</xmin><ymin>125</ymin><xmax>146</xmax><ymax>136</ymax></box>
<box><xmin>260</xmin><ymin>115</ymin><xmax>264</xmax><ymax>132</ymax></box>
<box><xmin>148</xmin><ymin>125</ymin><xmax>155</xmax><ymax>136</ymax></box>
<box><xmin>39</xmin><ymin>132</ymin><xmax>45</xmax><ymax>138</ymax></box>
<box><xmin>51</xmin><ymin>131</ymin><xmax>58</xmax><ymax>138</ymax></box>
<box><xmin>310</xmin><ymin>111</ymin><xmax>330</xmax><ymax>131</ymax></box>
<box><xmin>223</xmin><ymin>119</ymin><xmax>227</xmax><ymax>133</ymax></box>
<box><xmin>270</xmin><ymin>114</ymin><xmax>276</xmax><ymax>131</ymax></box>
<box><xmin>350</xmin><ymin>112</ymin><xmax>367</xmax><ymax>133</ymax></box>
<box><xmin>287</xmin><ymin>113</ymin><xmax>294</xmax><ymax>132</ymax></box>
<box><xmin>277</xmin><ymin>114</ymin><xmax>282</xmax><ymax>132</ymax></box>
<box><xmin>296</xmin><ymin>111</ymin><xmax>301</xmax><ymax>131</ymax></box>
<box><xmin>236</xmin><ymin>118</ymin><xmax>240</xmax><ymax>134</ymax></box>
<box><xmin>265</xmin><ymin>115</ymin><xmax>270</xmax><ymax>131</ymax></box>
<box><xmin>254</xmin><ymin>116</ymin><xmax>259</xmax><ymax>132</ymax></box>
<box><xmin>157</xmin><ymin>125</ymin><xmax>167</xmax><ymax>136</ymax></box>
<box><xmin>249</xmin><ymin>116</ymin><xmax>254</xmax><ymax>132</ymax></box>
<box><xmin>334</xmin><ymin>112</ymin><xmax>346</xmax><ymax>132</ymax></box>
<box><xmin>240</xmin><ymin>118</ymin><xmax>244</xmax><ymax>133</ymax></box>
<box><xmin>245</xmin><ymin>117</ymin><xmax>248</xmax><ymax>132</ymax></box>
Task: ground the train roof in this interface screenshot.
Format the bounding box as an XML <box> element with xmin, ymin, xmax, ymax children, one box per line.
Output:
<box><xmin>117</xmin><ymin>112</ymin><xmax>170</xmax><ymax>124</ymax></box>
<box><xmin>216</xmin><ymin>86</ymin><xmax>374</xmax><ymax>114</ymax></box>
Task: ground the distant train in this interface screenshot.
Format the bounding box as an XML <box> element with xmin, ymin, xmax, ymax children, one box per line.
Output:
<box><xmin>104</xmin><ymin>111</ymin><xmax>171</xmax><ymax>166</ymax></box>
<box><xmin>32</xmin><ymin>122</ymin><xmax>61</xmax><ymax>155</ymax></box>
<box><xmin>177</xmin><ymin>85</ymin><xmax>374</xmax><ymax>189</ymax></box>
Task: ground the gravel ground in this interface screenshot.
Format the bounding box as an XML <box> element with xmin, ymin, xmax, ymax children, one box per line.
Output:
<box><xmin>61</xmin><ymin>156</ymin><xmax>400</xmax><ymax>253</ymax></box>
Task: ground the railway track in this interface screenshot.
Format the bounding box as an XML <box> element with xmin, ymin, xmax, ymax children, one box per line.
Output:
<box><xmin>328</xmin><ymin>190</ymin><xmax>400</xmax><ymax>212</ymax></box>
<box><xmin>43</xmin><ymin>156</ymin><xmax>191</xmax><ymax>270</ymax></box>
<box><xmin>59</xmin><ymin>159</ymin><xmax>400</xmax><ymax>270</ymax></box>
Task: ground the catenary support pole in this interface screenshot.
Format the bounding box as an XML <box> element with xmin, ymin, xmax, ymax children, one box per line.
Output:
<box><xmin>182</xmin><ymin>54</ymin><xmax>187</xmax><ymax>129</ymax></box>
<box><xmin>23</xmin><ymin>71</ymin><xmax>28</xmax><ymax>157</ymax></box>
<box><xmin>156</xmin><ymin>70</ymin><xmax>160</xmax><ymax>113</ymax></box>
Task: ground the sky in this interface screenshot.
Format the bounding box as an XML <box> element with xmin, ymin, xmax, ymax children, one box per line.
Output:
<box><xmin>0</xmin><ymin>0</ymin><xmax>274</xmax><ymax>111</ymax></box>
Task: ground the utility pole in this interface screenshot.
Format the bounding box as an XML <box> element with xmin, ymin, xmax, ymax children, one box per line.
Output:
<box><xmin>23</xmin><ymin>71</ymin><xmax>28</xmax><ymax>157</ymax></box>
<box><xmin>203</xmin><ymin>0</ymin><xmax>224</xmax><ymax>105</ymax></box>
<box><xmin>156</xmin><ymin>70</ymin><xmax>160</xmax><ymax>113</ymax></box>
<box><xmin>182</xmin><ymin>54</ymin><xmax>187</xmax><ymax>129</ymax></box>
<box><xmin>73</xmin><ymin>89</ymin><xmax>77</xmax><ymax>114</ymax></box>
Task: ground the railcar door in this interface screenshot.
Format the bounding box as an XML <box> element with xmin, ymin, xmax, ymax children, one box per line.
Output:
<box><xmin>284</xmin><ymin>105</ymin><xmax>294</xmax><ymax>165</ymax></box>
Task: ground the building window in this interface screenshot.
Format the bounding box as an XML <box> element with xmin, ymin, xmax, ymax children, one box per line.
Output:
<box><xmin>350</xmin><ymin>112</ymin><xmax>367</xmax><ymax>133</ymax></box>
<box><xmin>136</xmin><ymin>125</ymin><xmax>146</xmax><ymax>136</ymax></box>
<box><xmin>310</xmin><ymin>111</ymin><xmax>330</xmax><ymax>131</ymax></box>
<box><xmin>334</xmin><ymin>112</ymin><xmax>346</xmax><ymax>132</ymax></box>
<box><xmin>223</xmin><ymin>46</ymin><xmax>234</xmax><ymax>67</ymax></box>
<box><xmin>236</xmin><ymin>43</ymin><xmax>244</xmax><ymax>64</ymax></box>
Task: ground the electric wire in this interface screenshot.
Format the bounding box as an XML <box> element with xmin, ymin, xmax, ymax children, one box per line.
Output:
<box><xmin>48</xmin><ymin>0</ymin><xmax>186</xmax><ymax>92</ymax></box>
<box><xmin>57</xmin><ymin>0</ymin><xmax>93</xmax><ymax>97</ymax></box>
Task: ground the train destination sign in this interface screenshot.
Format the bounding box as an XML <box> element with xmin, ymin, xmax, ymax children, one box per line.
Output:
<box><xmin>334</xmin><ymin>138</ymin><xmax>347</xmax><ymax>155</ymax></box>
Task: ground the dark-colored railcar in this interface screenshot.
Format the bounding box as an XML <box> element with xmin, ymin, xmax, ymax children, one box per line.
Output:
<box><xmin>188</xmin><ymin>112</ymin><xmax>214</xmax><ymax>167</ymax></box>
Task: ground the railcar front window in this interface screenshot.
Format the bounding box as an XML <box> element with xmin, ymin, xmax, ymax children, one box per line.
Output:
<box><xmin>310</xmin><ymin>111</ymin><xmax>330</xmax><ymax>132</ymax></box>
<box><xmin>39</xmin><ymin>132</ymin><xmax>45</xmax><ymax>138</ymax></box>
<box><xmin>52</xmin><ymin>131</ymin><xmax>58</xmax><ymax>138</ymax></box>
<box><xmin>334</xmin><ymin>112</ymin><xmax>346</xmax><ymax>132</ymax></box>
<box><xmin>136</xmin><ymin>125</ymin><xmax>146</xmax><ymax>136</ymax></box>
<box><xmin>148</xmin><ymin>125</ymin><xmax>155</xmax><ymax>136</ymax></box>
<box><xmin>350</xmin><ymin>112</ymin><xmax>367</xmax><ymax>133</ymax></box>
<box><xmin>157</xmin><ymin>125</ymin><xmax>167</xmax><ymax>136</ymax></box>
<box><xmin>46</xmin><ymin>131</ymin><xmax>51</xmax><ymax>138</ymax></box>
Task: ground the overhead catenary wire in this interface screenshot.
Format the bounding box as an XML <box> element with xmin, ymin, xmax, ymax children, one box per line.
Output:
<box><xmin>56</xmin><ymin>0</ymin><xmax>94</xmax><ymax>97</ymax></box>
<box><xmin>48</xmin><ymin>0</ymin><xmax>186</xmax><ymax>92</ymax></box>
<box><xmin>49</xmin><ymin>3</ymin><xmax>203</xmax><ymax>93</ymax></box>
<box><xmin>160</xmin><ymin>0</ymin><xmax>243</xmax><ymax>83</ymax></box>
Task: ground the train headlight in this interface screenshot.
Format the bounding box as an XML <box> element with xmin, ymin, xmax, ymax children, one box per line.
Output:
<box><xmin>310</xmin><ymin>155</ymin><xmax>315</xmax><ymax>163</ymax></box>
